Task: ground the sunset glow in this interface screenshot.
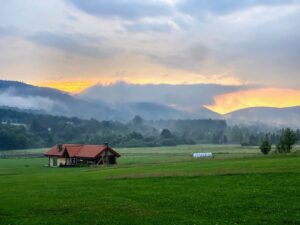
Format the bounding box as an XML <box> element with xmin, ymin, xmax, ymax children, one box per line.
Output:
<box><xmin>35</xmin><ymin>73</ymin><xmax>243</xmax><ymax>93</ymax></box>
<box><xmin>37</xmin><ymin>81</ymin><xmax>96</xmax><ymax>93</ymax></box>
<box><xmin>205</xmin><ymin>88</ymin><xmax>300</xmax><ymax>114</ymax></box>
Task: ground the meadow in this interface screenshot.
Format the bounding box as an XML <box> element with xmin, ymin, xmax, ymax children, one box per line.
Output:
<box><xmin>0</xmin><ymin>145</ymin><xmax>299</xmax><ymax>225</ymax></box>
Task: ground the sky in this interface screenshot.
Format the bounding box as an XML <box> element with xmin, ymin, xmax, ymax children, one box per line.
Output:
<box><xmin>0</xmin><ymin>0</ymin><xmax>300</xmax><ymax>114</ymax></box>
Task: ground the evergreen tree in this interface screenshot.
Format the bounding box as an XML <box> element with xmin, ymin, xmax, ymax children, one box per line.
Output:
<box><xmin>259</xmin><ymin>136</ymin><xmax>272</xmax><ymax>155</ymax></box>
<box><xmin>276</xmin><ymin>128</ymin><xmax>297</xmax><ymax>153</ymax></box>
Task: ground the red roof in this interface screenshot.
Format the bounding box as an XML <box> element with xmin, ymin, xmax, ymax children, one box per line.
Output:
<box><xmin>44</xmin><ymin>144</ymin><xmax>120</xmax><ymax>159</ymax></box>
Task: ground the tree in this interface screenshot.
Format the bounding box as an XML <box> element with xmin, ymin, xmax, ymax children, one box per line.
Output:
<box><xmin>276</xmin><ymin>128</ymin><xmax>297</xmax><ymax>153</ymax></box>
<box><xmin>30</xmin><ymin>119</ymin><xmax>45</xmax><ymax>133</ymax></box>
<box><xmin>160</xmin><ymin>129</ymin><xmax>173</xmax><ymax>139</ymax></box>
<box><xmin>0</xmin><ymin>125</ymin><xmax>30</xmax><ymax>150</ymax></box>
<box><xmin>128</xmin><ymin>132</ymin><xmax>143</xmax><ymax>140</ymax></box>
<box><xmin>259</xmin><ymin>136</ymin><xmax>272</xmax><ymax>155</ymax></box>
<box><xmin>229</xmin><ymin>126</ymin><xmax>243</xmax><ymax>143</ymax></box>
<box><xmin>132</xmin><ymin>115</ymin><xmax>144</xmax><ymax>126</ymax></box>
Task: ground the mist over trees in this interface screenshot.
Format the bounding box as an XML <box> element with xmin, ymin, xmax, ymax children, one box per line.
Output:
<box><xmin>0</xmin><ymin>108</ymin><xmax>299</xmax><ymax>150</ymax></box>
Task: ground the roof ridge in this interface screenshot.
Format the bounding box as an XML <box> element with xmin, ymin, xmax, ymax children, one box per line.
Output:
<box><xmin>45</xmin><ymin>144</ymin><xmax>120</xmax><ymax>158</ymax></box>
<box><xmin>63</xmin><ymin>144</ymin><xmax>84</xmax><ymax>146</ymax></box>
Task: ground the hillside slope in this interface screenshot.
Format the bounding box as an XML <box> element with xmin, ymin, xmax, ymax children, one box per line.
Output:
<box><xmin>225</xmin><ymin>106</ymin><xmax>300</xmax><ymax>127</ymax></box>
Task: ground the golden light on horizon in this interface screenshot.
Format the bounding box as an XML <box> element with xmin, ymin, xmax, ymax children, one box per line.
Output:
<box><xmin>34</xmin><ymin>72</ymin><xmax>243</xmax><ymax>93</ymax></box>
<box><xmin>36</xmin><ymin>81</ymin><xmax>96</xmax><ymax>93</ymax></box>
<box><xmin>205</xmin><ymin>88</ymin><xmax>300</xmax><ymax>114</ymax></box>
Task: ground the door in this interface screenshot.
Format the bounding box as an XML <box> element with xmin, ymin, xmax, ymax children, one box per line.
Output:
<box><xmin>53</xmin><ymin>156</ymin><xmax>58</xmax><ymax>167</ymax></box>
<box><xmin>108</xmin><ymin>156</ymin><xmax>116</xmax><ymax>164</ymax></box>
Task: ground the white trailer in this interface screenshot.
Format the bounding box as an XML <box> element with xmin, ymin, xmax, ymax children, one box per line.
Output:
<box><xmin>192</xmin><ymin>152</ymin><xmax>213</xmax><ymax>158</ymax></box>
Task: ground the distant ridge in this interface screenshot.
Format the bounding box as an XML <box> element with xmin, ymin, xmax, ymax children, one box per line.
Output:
<box><xmin>0</xmin><ymin>80</ymin><xmax>218</xmax><ymax>121</ymax></box>
<box><xmin>1</xmin><ymin>80</ymin><xmax>300</xmax><ymax>126</ymax></box>
<box><xmin>225</xmin><ymin>106</ymin><xmax>300</xmax><ymax>127</ymax></box>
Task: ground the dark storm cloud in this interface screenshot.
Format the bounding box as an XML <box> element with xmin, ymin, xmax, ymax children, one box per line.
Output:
<box><xmin>68</xmin><ymin>0</ymin><xmax>173</xmax><ymax>20</ymax></box>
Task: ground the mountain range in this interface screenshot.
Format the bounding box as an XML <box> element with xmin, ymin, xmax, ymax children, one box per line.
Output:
<box><xmin>0</xmin><ymin>80</ymin><xmax>299</xmax><ymax>127</ymax></box>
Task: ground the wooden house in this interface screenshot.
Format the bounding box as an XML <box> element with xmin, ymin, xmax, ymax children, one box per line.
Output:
<box><xmin>44</xmin><ymin>144</ymin><xmax>120</xmax><ymax>167</ymax></box>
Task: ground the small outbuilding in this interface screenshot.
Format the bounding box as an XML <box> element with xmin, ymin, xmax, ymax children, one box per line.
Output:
<box><xmin>44</xmin><ymin>144</ymin><xmax>120</xmax><ymax>167</ymax></box>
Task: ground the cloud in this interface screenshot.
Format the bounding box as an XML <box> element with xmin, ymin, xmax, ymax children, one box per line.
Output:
<box><xmin>177</xmin><ymin>0</ymin><xmax>295</xmax><ymax>18</ymax></box>
<box><xmin>124</xmin><ymin>21</ymin><xmax>175</xmax><ymax>33</ymax></box>
<box><xmin>68</xmin><ymin>0</ymin><xmax>295</xmax><ymax>21</ymax></box>
<box><xmin>0</xmin><ymin>0</ymin><xmax>300</xmax><ymax>90</ymax></box>
<box><xmin>67</xmin><ymin>0</ymin><xmax>173</xmax><ymax>20</ymax></box>
<box><xmin>28</xmin><ymin>32</ymin><xmax>121</xmax><ymax>58</ymax></box>
<box><xmin>213</xmin><ymin>9</ymin><xmax>300</xmax><ymax>87</ymax></box>
<box><xmin>79</xmin><ymin>82</ymin><xmax>247</xmax><ymax>112</ymax></box>
<box><xmin>0</xmin><ymin>25</ymin><xmax>18</xmax><ymax>37</ymax></box>
<box><xmin>217</xmin><ymin>3</ymin><xmax>300</xmax><ymax>24</ymax></box>
<box><xmin>0</xmin><ymin>88</ymin><xmax>64</xmax><ymax>111</ymax></box>
<box><xmin>148</xmin><ymin>43</ymin><xmax>210</xmax><ymax>71</ymax></box>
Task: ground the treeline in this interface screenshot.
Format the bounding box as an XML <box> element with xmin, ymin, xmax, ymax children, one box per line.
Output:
<box><xmin>0</xmin><ymin>124</ymin><xmax>31</xmax><ymax>149</ymax></box>
<box><xmin>0</xmin><ymin>108</ymin><xmax>300</xmax><ymax>150</ymax></box>
<box><xmin>0</xmin><ymin>109</ymin><xmax>197</xmax><ymax>149</ymax></box>
<box><xmin>260</xmin><ymin>128</ymin><xmax>298</xmax><ymax>155</ymax></box>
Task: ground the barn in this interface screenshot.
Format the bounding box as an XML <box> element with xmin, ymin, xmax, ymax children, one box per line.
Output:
<box><xmin>44</xmin><ymin>144</ymin><xmax>120</xmax><ymax>167</ymax></box>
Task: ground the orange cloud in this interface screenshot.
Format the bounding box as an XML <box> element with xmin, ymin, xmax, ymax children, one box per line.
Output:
<box><xmin>37</xmin><ymin>81</ymin><xmax>95</xmax><ymax>93</ymax></box>
<box><xmin>205</xmin><ymin>88</ymin><xmax>300</xmax><ymax>114</ymax></box>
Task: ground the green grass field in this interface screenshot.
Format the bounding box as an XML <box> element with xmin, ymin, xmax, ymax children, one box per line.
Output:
<box><xmin>0</xmin><ymin>145</ymin><xmax>299</xmax><ymax>225</ymax></box>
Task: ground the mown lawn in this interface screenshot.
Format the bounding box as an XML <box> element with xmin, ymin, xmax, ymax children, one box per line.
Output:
<box><xmin>0</xmin><ymin>145</ymin><xmax>299</xmax><ymax>225</ymax></box>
